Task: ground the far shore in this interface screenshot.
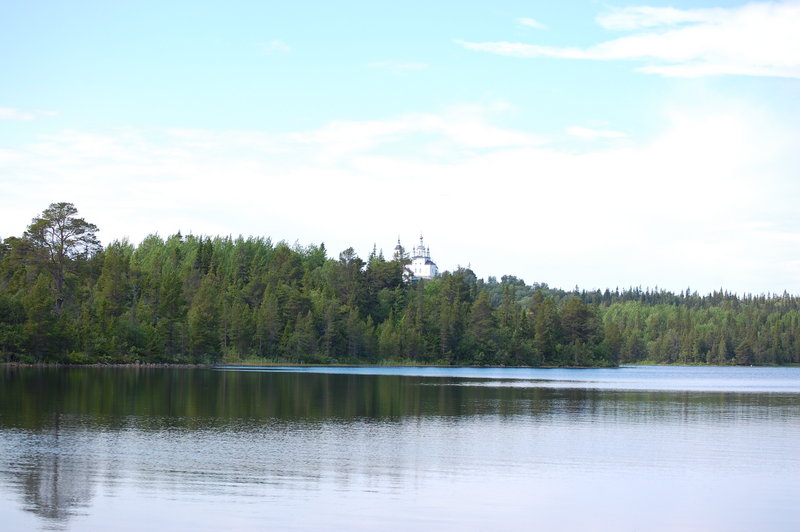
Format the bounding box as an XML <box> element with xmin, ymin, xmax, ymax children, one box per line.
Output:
<box><xmin>4</xmin><ymin>361</ymin><xmax>797</xmax><ymax>369</ymax></box>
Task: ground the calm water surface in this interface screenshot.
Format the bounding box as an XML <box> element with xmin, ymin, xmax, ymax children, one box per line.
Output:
<box><xmin>1</xmin><ymin>365</ymin><xmax>798</xmax><ymax>531</ymax></box>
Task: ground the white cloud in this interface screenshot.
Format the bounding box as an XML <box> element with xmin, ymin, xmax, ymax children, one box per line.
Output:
<box><xmin>287</xmin><ymin>103</ymin><xmax>545</xmax><ymax>161</ymax></box>
<box><xmin>0</xmin><ymin>108</ymin><xmax>36</xmax><ymax>121</ymax></box>
<box><xmin>0</xmin><ymin>107</ymin><xmax>57</xmax><ymax>121</ymax></box>
<box><xmin>596</xmin><ymin>6</ymin><xmax>722</xmax><ymax>30</ymax></box>
<box><xmin>566</xmin><ymin>126</ymin><xmax>626</xmax><ymax>140</ymax></box>
<box><xmin>459</xmin><ymin>2</ymin><xmax>800</xmax><ymax>78</ymax></box>
<box><xmin>518</xmin><ymin>17</ymin><xmax>547</xmax><ymax>30</ymax></box>
<box><xmin>1</xmin><ymin>98</ymin><xmax>798</xmax><ymax>294</ymax></box>
<box><xmin>260</xmin><ymin>40</ymin><xmax>290</xmax><ymax>54</ymax></box>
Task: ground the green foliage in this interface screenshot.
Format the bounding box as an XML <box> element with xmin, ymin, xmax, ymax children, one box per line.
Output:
<box><xmin>22</xmin><ymin>202</ymin><xmax>101</xmax><ymax>312</ymax></box>
<box><xmin>4</xmin><ymin>204</ymin><xmax>800</xmax><ymax>366</ymax></box>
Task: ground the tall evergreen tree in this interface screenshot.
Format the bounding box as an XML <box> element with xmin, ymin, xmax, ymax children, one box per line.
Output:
<box><xmin>23</xmin><ymin>202</ymin><xmax>101</xmax><ymax>312</ymax></box>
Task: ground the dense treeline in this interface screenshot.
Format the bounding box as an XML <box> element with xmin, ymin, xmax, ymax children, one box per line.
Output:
<box><xmin>1</xmin><ymin>203</ymin><xmax>799</xmax><ymax>366</ymax></box>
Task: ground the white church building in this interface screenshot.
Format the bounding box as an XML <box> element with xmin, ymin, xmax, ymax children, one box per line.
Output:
<box><xmin>395</xmin><ymin>235</ymin><xmax>438</xmax><ymax>280</ymax></box>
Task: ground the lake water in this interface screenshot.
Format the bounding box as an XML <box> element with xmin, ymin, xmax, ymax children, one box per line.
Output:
<box><xmin>1</xmin><ymin>365</ymin><xmax>799</xmax><ymax>531</ymax></box>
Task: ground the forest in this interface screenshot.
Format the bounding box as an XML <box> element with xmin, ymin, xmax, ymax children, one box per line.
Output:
<box><xmin>1</xmin><ymin>202</ymin><xmax>799</xmax><ymax>366</ymax></box>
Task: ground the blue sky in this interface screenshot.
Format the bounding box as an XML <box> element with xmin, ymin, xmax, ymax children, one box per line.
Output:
<box><xmin>2</xmin><ymin>1</ymin><xmax>799</xmax><ymax>294</ymax></box>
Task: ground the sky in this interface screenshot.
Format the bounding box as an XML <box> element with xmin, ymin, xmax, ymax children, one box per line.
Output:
<box><xmin>1</xmin><ymin>0</ymin><xmax>799</xmax><ymax>295</ymax></box>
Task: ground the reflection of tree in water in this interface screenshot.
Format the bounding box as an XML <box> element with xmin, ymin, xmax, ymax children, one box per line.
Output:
<box><xmin>20</xmin><ymin>453</ymin><xmax>94</xmax><ymax>524</ymax></box>
<box><xmin>3</xmin><ymin>367</ymin><xmax>796</xmax><ymax>529</ymax></box>
<box><xmin>6</xmin><ymin>415</ymin><xmax>98</xmax><ymax>528</ymax></box>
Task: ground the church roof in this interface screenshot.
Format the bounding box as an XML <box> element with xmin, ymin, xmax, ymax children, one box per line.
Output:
<box><xmin>397</xmin><ymin>234</ymin><xmax>438</xmax><ymax>279</ymax></box>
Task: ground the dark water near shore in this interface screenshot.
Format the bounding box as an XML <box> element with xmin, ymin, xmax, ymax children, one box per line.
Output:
<box><xmin>1</xmin><ymin>365</ymin><xmax>799</xmax><ymax>531</ymax></box>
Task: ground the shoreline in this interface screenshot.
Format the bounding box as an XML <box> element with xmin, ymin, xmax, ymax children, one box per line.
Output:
<box><xmin>3</xmin><ymin>361</ymin><xmax>796</xmax><ymax>369</ymax></box>
<box><xmin>0</xmin><ymin>361</ymin><xmax>615</xmax><ymax>369</ymax></box>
